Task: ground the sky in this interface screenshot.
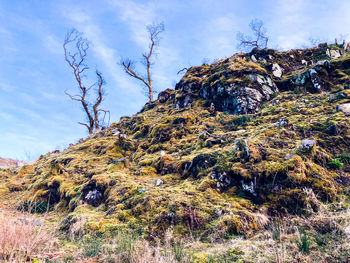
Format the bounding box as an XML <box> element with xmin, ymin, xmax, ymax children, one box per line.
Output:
<box><xmin>1</xmin><ymin>0</ymin><xmax>350</xmax><ymax>160</ymax></box>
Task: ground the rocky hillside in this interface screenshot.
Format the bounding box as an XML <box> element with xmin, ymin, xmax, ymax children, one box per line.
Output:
<box><xmin>0</xmin><ymin>42</ymin><xmax>349</xmax><ymax>262</ymax></box>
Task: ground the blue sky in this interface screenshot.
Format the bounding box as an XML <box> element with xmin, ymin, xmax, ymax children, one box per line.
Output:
<box><xmin>1</xmin><ymin>0</ymin><xmax>350</xmax><ymax>160</ymax></box>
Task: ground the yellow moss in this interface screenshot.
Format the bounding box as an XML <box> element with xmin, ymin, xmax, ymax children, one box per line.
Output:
<box><xmin>139</xmin><ymin>166</ymin><xmax>157</xmax><ymax>176</ymax></box>
<box><xmin>286</xmin><ymin>155</ymin><xmax>307</xmax><ymax>184</ymax></box>
<box><xmin>229</xmin><ymin>59</ymin><xmax>267</xmax><ymax>74</ymax></box>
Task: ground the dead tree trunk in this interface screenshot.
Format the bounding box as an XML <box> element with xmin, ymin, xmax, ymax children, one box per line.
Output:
<box><xmin>63</xmin><ymin>29</ymin><xmax>109</xmax><ymax>134</ymax></box>
<box><xmin>121</xmin><ymin>22</ymin><xmax>164</xmax><ymax>102</ymax></box>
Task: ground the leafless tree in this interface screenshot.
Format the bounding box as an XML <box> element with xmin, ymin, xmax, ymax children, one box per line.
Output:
<box><xmin>63</xmin><ymin>29</ymin><xmax>109</xmax><ymax>134</ymax></box>
<box><xmin>121</xmin><ymin>22</ymin><xmax>165</xmax><ymax>102</ymax></box>
<box><xmin>237</xmin><ymin>19</ymin><xmax>268</xmax><ymax>51</ymax></box>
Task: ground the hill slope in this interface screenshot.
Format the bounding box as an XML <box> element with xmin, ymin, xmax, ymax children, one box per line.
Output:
<box><xmin>0</xmin><ymin>43</ymin><xmax>350</xmax><ymax>262</ymax></box>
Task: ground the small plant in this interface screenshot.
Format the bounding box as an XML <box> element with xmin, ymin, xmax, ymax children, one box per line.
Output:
<box><xmin>337</xmin><ymin>152</ymin><xmax>350</xmax><ymax>164</ymax></box>
<box><xmin>172</xmin><ymin>241</ymin><xmax>186</xmax><ymax>262</ymax></box>
<box><xmin>327</xmin><ymin>158</ymin><xmax>344</xmax><ymax>170</ymax></box>
<box><xmin>298</xmin><ymin>232</ymin><xmax>310</xmax><ymax>254</ymax></box>
<box><xmin>83</xmin><ymin>237</ymin><xmax>101</xmax><ymax>258</ymax></box>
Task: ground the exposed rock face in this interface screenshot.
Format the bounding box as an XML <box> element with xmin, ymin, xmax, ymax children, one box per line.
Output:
<box><xmin>158</xmin><ymin>89</ymin><xmax>174</xmax><ymax>103</ymax></box>
<box><xmin>173</xmin><ymin>43</ymin><xmax>350</xmax><ymax>115</ymax></box>
<box><xmin>200</xmin><ymin>74</ymin><xmax>278</xmax><ymax>114</ymax></box>
<box><xmin>174</xmin><ymin>59</ymin><xmax>278</xmax><ymax>115</ymax></box>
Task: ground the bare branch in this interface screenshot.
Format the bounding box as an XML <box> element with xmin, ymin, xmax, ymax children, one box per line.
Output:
<box><xmin>236</xmin><ymin>19</ymin><xmax>268</xmax><ymax>51</ymax></box>
<box><xmin>64</xmin><ymin>90</ymin><xmax>82</xmax><ymax>101</ymax></box>
<box><xmin>177</xmin><ymin>67</ymin><xmax>188</xmax><ymax>75</ymax></box>
<box><xmin>121</xmin><ymin>22</ymin><xmax>164</xmax><ymax>102</ymax></box>
<box><xmin>78</xmin><ymin>122</ymin><xmax>90</xmax><ymax>130</ymax></box>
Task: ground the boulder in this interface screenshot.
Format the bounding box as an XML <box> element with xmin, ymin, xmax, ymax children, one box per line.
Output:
<box><xmin>299</xmin><ymin>139</ymin><xmax>316</xmax><ymax>155</ymax></box>
<box><xmin>84</xmin><ymin>189</ymin><xmax>103</xmax><ymax>207</ymax></box>
<box><xmin>155</xmin><ymin>178</ymin><xmax>163</xmax><ymax>186</ymax></box>
<box><xmin>272</xmin><ymin>63</ymin><xmax>283</xmax><ymax>78</ymax></box>
<box><xmin>326</xmin><ymin>49</ymin><xmax>341</xmax><ymax>59</ymax></box>
<box><xmin>336</xmin><ymin>103</ymin><xmax>350</xmax><ymax>115</ymax></box>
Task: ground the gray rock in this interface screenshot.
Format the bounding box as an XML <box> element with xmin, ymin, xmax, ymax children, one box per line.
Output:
<box><xmin>112</xmin><ymin>128</ymin><xmax>120</xmax><ymax>136</ymax></box>
<box><xmin>336</xmin><ymin>103</ymin><xmax>350</xmax><ymax>115</ymax></box>
<box><xmin>138</xmin><ymin>188</ymin><xmax>147</xmax><ymax>193</ymax></box>
<box><xmin>316</xmin><ymin>60</ymin><xmax>331</xmax><ymax>68</ymax></box>
<box><xmin>344</xmin><ymin>42</ymin><xmax>350</xmax><ymax>52</ymax></box>
<box><xmin>278</xmin><ymin>118</ymin><xmax>288</xmax><ymax>128</ymax></box>
<box><xmin>308</xmin><ymin>68</ymin><xmax>321</xmax><ymax>90</ymax></box>
<box><xmin>251</xmin><ymin>55</ymin><xmax>257</xmax><ymax>62</ymax></box>
<box><xmin>111</xmin><ymin>158</ymin><xmax>127</xmax><ymax>164</ymax></box>
<box><xmin>299</xmin><ymin>139</ymin><xmax>316</xmax><ymax>153</ymax></box>
<box><xmin>284</xmin><ymin>153</ymin><xmax>296</xmax><ymax>160</ymax></box>
<box><xmin>175</xmin><ymin>68</ymin><xmax>278</xmax><ymax>114</ymax></box>
<box><xmin>85</xmin><ymin>189</ymin><xmax>103</xmax><ymax>207</ymax></box>
<box><xmin>272</xmin><ymin>63</ymin><xmax>283</xmax><ymax>78</ymax></box>
<box><xmin>210</xmin><ymin>169</ymin><xmax>233</xmax><ymax>190</ymax></box>
<box><xmin>160</xmin><ymin>151</ymin><xmax>165</xmax><ymax>158</ymax></box>
<box><xmin>326</xmin><ymin>49</ymin><xmax>341</xmax><ymax>59</ymax></box>
<box><xmin>155</xmin><ymin>179</ymin><xmax>163</xmax><ymax>186</ymax></box>
<box><xmin>241</xmin><ymin>180</ymin><xmax>256</xmax><ymax>196</ymax></box>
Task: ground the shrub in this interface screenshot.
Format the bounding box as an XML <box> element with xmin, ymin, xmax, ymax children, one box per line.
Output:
<box><xmin>298</xmin><ymin>232</ymin><xmax>310</xmax><ymax>254</ymax></box>
<box><xmin>337</xmin><ymin>152</ymin><xmax>350</xmax><ymax>164</ymax></box>
<box><xmin>327</xmin><ymin>158</ymin><xmax>344</xmax><ymax>170</ymax></box>
<box><xmin>0</xmin><ymin>210</ymin><xmax>56</xmax><ymax>261</ymax></box>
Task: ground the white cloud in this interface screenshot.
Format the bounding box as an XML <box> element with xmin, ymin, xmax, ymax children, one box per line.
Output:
<box><xmin>107</xmin><ymin>0</ymin><xmax>157</xmax><ymax>46</ymax></box>
<box><xmin>0</xmin><ymin>82</ymin><xmax>16</xmax><ymax>92</ymax></box>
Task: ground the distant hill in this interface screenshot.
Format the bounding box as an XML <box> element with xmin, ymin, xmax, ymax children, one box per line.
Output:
<box><xmin>0</xmin><ymin>157</ymin><xmax>24</xmax><ymax>168</ymax></box>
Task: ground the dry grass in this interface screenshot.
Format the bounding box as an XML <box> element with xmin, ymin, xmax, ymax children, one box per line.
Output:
<box><xmin>0</xmin><ymin>209</ymin><xmax>58</xmax><ymax>262</ymax></box>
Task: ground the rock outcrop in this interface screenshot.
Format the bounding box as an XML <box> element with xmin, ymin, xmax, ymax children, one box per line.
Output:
<box><xmin>175</xmin><ymin>56</ymin><xmax>278</xmax><ymax>114</ymax></box>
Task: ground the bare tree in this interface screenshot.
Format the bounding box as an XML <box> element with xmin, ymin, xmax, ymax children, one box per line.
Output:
<box><xmin>121</xmin><ymin>22</ymin><xmax>165</xmax><ymax>102</ymax></box>
<box><xmin>237</xmin><ymin>19</ymin><xmax>268</xmax><ymax>51</ymax></box>
<box><xmin>63</xmin><ymin>29</ymin><xmax>109</xmax><ymax>134</ymax></box>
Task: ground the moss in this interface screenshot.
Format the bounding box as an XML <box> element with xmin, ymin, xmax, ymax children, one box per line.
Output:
<box><xmin>139</xmin><ymin>166</ymin><xmax>157</xmax><ymax>176</ymax></box>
